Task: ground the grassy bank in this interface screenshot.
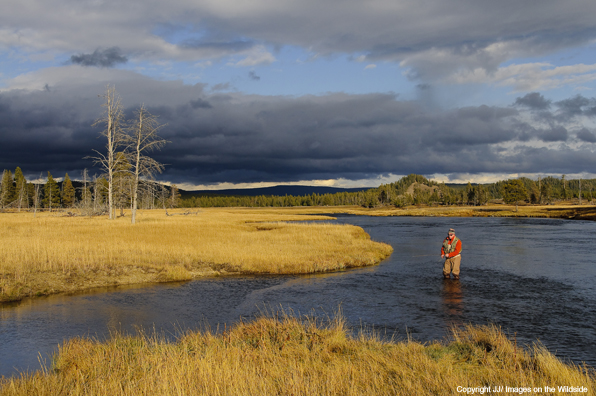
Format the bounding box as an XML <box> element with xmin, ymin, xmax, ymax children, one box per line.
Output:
<box><xmin>0</xmin><ymin>208</ymin><xmax>392</xmax><ymax>302</ymax></box>
<box><xmin>1</xmin><ymin>313</ymin><xmax>593</xmax><ymax>395</ymax></box>
<box><xmin>215</xmin><ymin>203</ymin><xmax>596</xmax><ymax>220</ymax></box>
<box><xmin>333</xmin><ymin>203</ymin><xmax>596</xmax><ymax>220</ymax></box>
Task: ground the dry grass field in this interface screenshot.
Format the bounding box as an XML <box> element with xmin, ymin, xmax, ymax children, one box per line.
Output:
<box><xmin>239</xmin><ymin>202</ymin><xmax>596</xmax><ymax>220</ymax></box>
<box><xmin>1</xmin><ymin>312</ymin><xmax>594</xmax><ymax>395</ymax></box>
<box><xmin>331</xmin><ymin>203</ymin><xmax>596</xmax><ymax>220</ymax></box>
<box><xmin>0</xmin><ymin>208</ymin><xmax>392</xmax><ymax>302</ymax></box>
<box><xmin>1</xmin><ymin>203</ymin><xmax>592</xmax><ymax>303</ymax></box>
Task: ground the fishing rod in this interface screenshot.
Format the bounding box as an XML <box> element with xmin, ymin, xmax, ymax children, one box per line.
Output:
<box><xmin>410</xmin><ymin>254</ymin><xmax>445</xmax><ymax>264</ymax></box>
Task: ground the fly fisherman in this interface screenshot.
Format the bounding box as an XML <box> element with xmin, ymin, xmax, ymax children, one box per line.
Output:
<box><xmin>441</xmin><ymin>228</ymin><xmax>462</xmax><ymax>280</ymax></box>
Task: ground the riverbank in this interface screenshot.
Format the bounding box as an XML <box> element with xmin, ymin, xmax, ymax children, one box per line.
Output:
<box><xmin>324</xmin><ymin>203</ymin><xmax>596</xmax><ymax>220</ymax></box>
<box><xmin>0</xmin><ymin>208</ymin><xmax>392</xmax><ymax>303</ymax></box>
<box><xmin>201</xmin><ymin>203</ymin><xmax>596</xmax><ymax>220</ymax></box>
<box><xmin>1</xmin><ymin>313</ymin><xmax>593</xmax><ymax>395</ymax></box>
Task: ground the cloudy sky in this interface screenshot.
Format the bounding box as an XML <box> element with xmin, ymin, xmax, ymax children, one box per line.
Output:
<box><xmin>2</xmin><ymin>0</ymin><xmax>596</xmax><ymax>189</ymax></box>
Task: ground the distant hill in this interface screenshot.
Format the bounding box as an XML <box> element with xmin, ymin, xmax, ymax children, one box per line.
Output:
<box><xmin>405</xmin><ymin>182</ymin><xmax>439</xmax><ymax>196</ymax></box>
<box><xmin>56</xmin><ymin>181</ymin><xmax>371</xmax><ymax>199</ymax></box>
<box><xmin>180</xmin><ymin>185</ymin><xmax>373</xmax><ymax>197</ymax></box>
<box><xmin>445</xmin><ymin>182</ymin><xmax>483</xmax><ymax>190</ymax></box>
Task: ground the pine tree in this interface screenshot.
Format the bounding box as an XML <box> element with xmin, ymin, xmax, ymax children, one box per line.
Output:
<box><xmin>14</xmin><ymin>167</ymin><xmax>29</xmax><ymax>211</ymax></box>
<box><xmin>61</xmin><ymin>173</ymin><xmax>76</xmax><ymax>208</ymax></box>
<box><xmin>43</xmin><ymin>172</ymin><xmax>61</xmax><ymax>211</ymax></box>
<box><xmin>27</xmin><ymin>183</ymin><xmax>36</xmax><ymax>208</ymax></box>
<box><xmin>1</xmin><ymin>170</ymin><xmax>16</xmax><ymax>208</ymax></box>
<box><xmin>541</xmin><ymin>181</ymin><xmax>552</xmax><ymax>204</ymax></box>
<box><xmin>94</xmin><ymin>177</ymin><xmax>109</xmax><ymax>209</ymax></box>
<box><xmin>502</xmin><ymin>179</ymin><xmax>528</xmax><ymax>212</ymax></box>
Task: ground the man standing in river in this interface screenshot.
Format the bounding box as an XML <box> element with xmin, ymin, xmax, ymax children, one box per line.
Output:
<box><xmin>441</xmin><ymin>228</ymin><xmax>462</xmax><ymax>280</ymax></box>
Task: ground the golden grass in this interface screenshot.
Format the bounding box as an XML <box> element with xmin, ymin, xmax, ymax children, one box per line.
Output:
<box><xmin>315</xmin><ymin>203</ymin><xmax>596</xmax><ymax>220</ymax></box>
<box><xmin>216</xmin><ymin>203</ymin><xmax>596</xmax><ymax>221</ymax></box>
<box><xmin>1</xmin><ymin>312</ymin><xmax>593</xmax><ymax>395</ymax></box>
<box><xmin>0</xmin><ymin>208</ymin><xmax>392</xmax><ymax>302</ymax></box>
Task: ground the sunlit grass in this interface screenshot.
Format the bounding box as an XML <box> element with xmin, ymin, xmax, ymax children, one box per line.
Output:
<box><xmin>0</xmin><ymin>208</ymin><xmax>392</xmax><ymax>302</ymax></box>
<box><xmin>328</xmin><ymin>203</ymin><xmax>596</xmax><ymax>220</ymax></box>
<box><xmin>1</xmin><ymin>312</ymin><xmax>593</xmax><ymax>395</ymax></box>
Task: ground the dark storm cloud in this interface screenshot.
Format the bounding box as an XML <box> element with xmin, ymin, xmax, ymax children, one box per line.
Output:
<box><xmin>70</xmin><ymin>47</ymin><xmax>128</xmax><ymax>68</ymax></box>
<box><xmin>1</xmin><ymin>72</ymin><xmax>596</xmax><ymax>185</ymax></box>
<box><xmin>539</xmin><ymin>126</ymin><xmax>568</xmax><ymax>142</ymax></box>
<box><xmin>555</xmin><ymin>95</ymin><xmax>596</xmax><ymax>119</ymax></box>
<box><xmin>515</xmin><ymin>92</ymin><xmax>551</xmax><ymax>110</ymax></box>
<box><xmin>577</xmin><ymin>128</ymin><xmax>596</xmax><ymax>143</ymax></box>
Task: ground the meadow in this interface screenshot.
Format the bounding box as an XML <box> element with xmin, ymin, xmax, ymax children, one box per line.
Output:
<box><xmin>329</xmin><ymin>203</ymin><xmax>596</xmax><ymax>220</ymax></box>
<box><xmin>1</xmin><ymin>311</ymin><xmax>594</xmax><ymax>395</ymax></box>
<box><xmin>0</xmin><ymin>208</ymin><xmax>392</xmax><ymax>302</ymax></box>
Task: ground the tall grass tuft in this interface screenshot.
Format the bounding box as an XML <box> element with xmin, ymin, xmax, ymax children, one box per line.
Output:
<box><xmin>1</xmin><ymin>312</ymin><xmax>593</xmax><ymax>395</ymax></box>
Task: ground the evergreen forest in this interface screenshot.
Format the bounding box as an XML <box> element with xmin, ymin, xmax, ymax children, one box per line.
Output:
<box><xmin>2</xmin><ymin>169</ymin><xmax>594</xmax><ymax>212</ymax></box>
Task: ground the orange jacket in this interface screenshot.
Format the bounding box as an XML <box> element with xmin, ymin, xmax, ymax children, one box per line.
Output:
<box><xmin>441</xmin><ymin>237</ymin><xmax>462</xmax><ymax>258</ymax></box>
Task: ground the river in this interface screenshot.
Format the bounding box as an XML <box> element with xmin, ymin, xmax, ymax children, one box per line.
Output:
<box><xmin>1</xmin><ymin>215</ymin><xmax>595</xmax><ymax>377</ymax></box>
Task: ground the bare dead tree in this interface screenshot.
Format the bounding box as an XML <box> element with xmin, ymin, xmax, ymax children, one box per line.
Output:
<box><xmin>128</xmin><ymin>105</ymin><xmax>168</xmax><ymax>224</ymax></box>
<box><xmin>169</xmin><ymin>184</ymin><xmax>180</xmax><ymax>208</ymax></box>
<box><xmin>93</xmin><ymin>174</ymin><xmax>98</xmax><ymax>212</ymax></box>
<box><xmin>33</xmin><ymin>173</ymin><xmax>43</xmax><ymax>218</ymax></box>
<box><xmin>83</xmin><ymin>168</ymin><xmax>88</xmax><ymax>200</ymax></box>
<box><xmin>159</xmin><ymin>183</ymin><xmax>169</xmax><ymax>211</ymax></box>
<box><xmin>87</xmin><ymin>85</ymin><xmax>127</xmax><ymax>220</ymax></box>
<box><xmin>81</xmin><ymin>168</ymin><xmax>93</xmax><ymax>209</ymax></box>
<box><xmin>138</xmin><ymin>181</ymin><xmax>156</xmax><ymax>210</ymax></box>
<box><xmin>16</xmin><ymin>181</ymin><xmax>27</xmax><ymax>212</ymax></box>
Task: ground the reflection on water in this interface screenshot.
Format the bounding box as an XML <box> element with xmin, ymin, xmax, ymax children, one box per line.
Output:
<box><xmin>1</xmin><ymin>216</ymin><xmax>596</xmax><ymax>377</ymax></box>
<box><xmin>441</xmin><ymin>279</ymin><xmax>463</xmax><ymax>322</ymax></box>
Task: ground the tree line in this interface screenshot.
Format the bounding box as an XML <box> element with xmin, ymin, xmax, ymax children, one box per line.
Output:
<box><xmin>2</xmin><ymin>171</ymin><xmax>594</xmax><ymax>212</ymax></box>
<box><xmin>178</xmin><ymin>174</ymin><xmax>596</xmax><ymax>208</ymax></box>
<box><xmin>0</xmin><ymin>166</ymin><xmax>181</xmax><ymax>215</ymax></box>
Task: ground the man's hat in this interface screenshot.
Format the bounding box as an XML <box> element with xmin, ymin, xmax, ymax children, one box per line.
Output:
<box><xmin>448</xmin><ymin>228</ymin><xmax>455</xmax><ymax>233</ymax></box>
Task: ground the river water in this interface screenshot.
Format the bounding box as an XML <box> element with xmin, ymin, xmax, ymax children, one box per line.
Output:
<box><xmin>1</xmin><ymin>216</ymin><xmax>595</xmax><ymax>377</ymax></box>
